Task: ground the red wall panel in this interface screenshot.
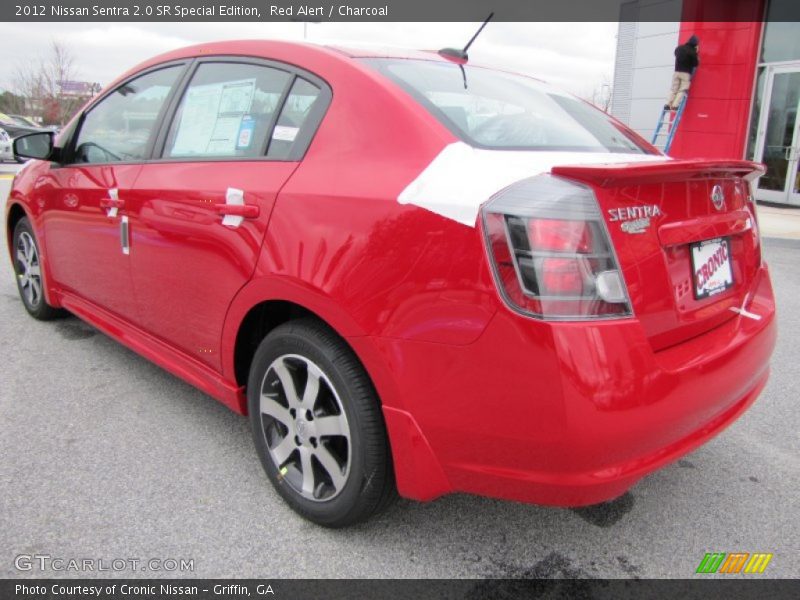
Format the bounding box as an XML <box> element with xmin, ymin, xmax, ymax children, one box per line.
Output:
<box><xmin>669</xmin><ymin>1</ymin><xmax>765</xmax><ymax>159</ymax></box>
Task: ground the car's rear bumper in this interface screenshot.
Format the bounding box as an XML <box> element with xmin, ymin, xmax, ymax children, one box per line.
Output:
<box><xmin>443</xmin><ymin>368</ymin><xmax>769</xmax><ymax>506</ymax></box>
<box><xmin>367</xmin><ymin>265</ymin><xmax>776</xmax><ymax>506</ymax></box>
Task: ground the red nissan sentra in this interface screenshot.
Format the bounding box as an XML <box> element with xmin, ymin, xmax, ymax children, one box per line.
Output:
<box><xmin>6</xmin><ymin>41</ymin><xmax>776</xmax><ymax>527</ymax></box>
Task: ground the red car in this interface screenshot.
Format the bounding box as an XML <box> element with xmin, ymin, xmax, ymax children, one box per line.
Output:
<box><xmin>6</xmin><ymin>41</ymin><xmax>776</xmax><ymax>527</ymax></box>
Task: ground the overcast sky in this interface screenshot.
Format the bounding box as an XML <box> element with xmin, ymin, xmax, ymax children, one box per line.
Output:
<box><xmin>0</xmin><ymin>22</ymin><xmax>618</xmax><ymax>98</ymax></box>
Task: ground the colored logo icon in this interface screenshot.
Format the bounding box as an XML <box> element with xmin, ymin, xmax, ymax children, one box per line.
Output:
<box><xmin>696</xmin><ymin>552</ymin><xmax>773</xmax><ymax>574</ymax></box>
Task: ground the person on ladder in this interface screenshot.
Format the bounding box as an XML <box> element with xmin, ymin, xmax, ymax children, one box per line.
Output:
<box><xmin>665</xmin><ymin>34</ymin><xmax>700</xmax><ymax>111</ymax></box>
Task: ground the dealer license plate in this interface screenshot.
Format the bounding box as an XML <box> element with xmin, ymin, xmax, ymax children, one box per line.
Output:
<box><xmin>691</xmin><ymin>237</ymin><xmax>734</xmax><ymax>299</ymax></box>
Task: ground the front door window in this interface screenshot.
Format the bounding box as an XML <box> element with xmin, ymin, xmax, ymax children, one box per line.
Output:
<box><xmin>72</xmin><ymin>66</ymin><xmax>182</xmax><ymax>164</ymax></box>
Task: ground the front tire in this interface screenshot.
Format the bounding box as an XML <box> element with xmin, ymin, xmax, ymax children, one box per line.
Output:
<box><xmin>248</xmin><ymin>318</ymin><xmax>396</xmax><ymax>527</ymax></box>
<box><xmin>12</xmin><ymin>217</ymin><xmax>63</xmax><ymax>320</ymax></box>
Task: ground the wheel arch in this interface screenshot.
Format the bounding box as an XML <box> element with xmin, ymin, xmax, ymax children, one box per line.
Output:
<box><xmin>231</xmin><ymin>299</ymin><xmax>317</xmax><ymax>390</ymax></box>
<box><xmin>226</xmin><ymin>291</ymin><xmax>450</xmax><ymax>502</ymax></box>
<box><xmin>224</xmin><ymin>279</ymin><xmax>373</xmax><ymax>395</ymax></box>
<box><xmin>5</xmin><ymin>200</ymin><xmax>64</xmax><ymax>315</ymax></box>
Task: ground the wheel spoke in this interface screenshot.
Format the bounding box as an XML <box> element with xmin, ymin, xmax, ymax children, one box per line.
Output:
<box><xmin>24</xmin><ymin>281</ymin><xmax>34</xmax><ymax>305</ymax></box>
<box><xmin>16</xmin><ymin>248</ymin><xmax>28</xmax><ymax>270</ymax></box>
<box><xmin>315</xmin><ymin>415</ymin><xmax>347</xmax><ymax>438</ymax></box>
<box><xmin>298</xmin><ymin>446</ymin><xmax>315</xmax><ymax>496</ymax></box>
<box><xmin>22</xmin><ymin>235</ymin><xmax>34</xmax><ymax>262</ymax></box>
<box><xmin>301</xmin><ymin>364</ymin><xmax>321</xmax><ymax>409</ymax></box>
<box><xmin>260</xmin><ymin>396</ymin><xmax>292</xmax><ymax>427</ymax></box>
<box><xmin>272</xmin><ymin>360</ymin><xmax>300</xmax><ymax>407</ymax></box>
<box><xmin>28</xmin><ymin>264</ymin><xmax>41</xmax><ymax>277</ymax></box>
<box><xmin>30</xmin><ymin>278</ymin><xmax>41</xmax><ymax>304</ymax></box>
<box><xmin>270</xmin><ymin>435</ymin><xmax>296</xmax><ymax>466</ymax></box>
<box><xmin>314</xmin><ymin>445</ymin><xmax>346</xmax><ymax>492</ymax></box>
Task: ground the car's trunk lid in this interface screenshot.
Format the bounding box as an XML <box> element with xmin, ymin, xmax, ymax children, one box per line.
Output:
<box><xmin>552</xmin><ymin>160</ymin><xmax>766</xmax><ymax>351</ymax></box>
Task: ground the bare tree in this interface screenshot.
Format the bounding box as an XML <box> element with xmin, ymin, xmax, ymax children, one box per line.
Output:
<box><xmin>581</xmin><ymin>75</ymin><xmax>613</xmax><ymax>114</ymax></box>
<box><xmin>13</xmin><ymin>40</ymin><xmax>86</xmax><ymax>125</ymax></box>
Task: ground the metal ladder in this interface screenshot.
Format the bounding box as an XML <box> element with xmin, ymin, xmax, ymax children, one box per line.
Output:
<box><xmin>651</xmin><ymin>93</ymin><xmax>687</xmax><ymax>154</ymax></box>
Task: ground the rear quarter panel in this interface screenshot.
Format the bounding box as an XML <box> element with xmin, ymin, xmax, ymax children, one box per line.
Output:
<box><xmin>221</xmin><ymin>52</ymin><xmax>501</xmax><ymax>404</ymax></box>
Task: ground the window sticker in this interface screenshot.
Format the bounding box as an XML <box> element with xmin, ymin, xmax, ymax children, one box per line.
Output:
<box><xmin>272</xmin><ymin>125</ymin><xmax>299</xmax><ymax>142</ymax></box>
<box><xmin>236</xmin><ymin>116</ymin><xmax>255</xmax><ymax>149</ymax></box>
<box><xmin>171</xmin><ymin>78</ymin><xmax>256</xmax><ymax>156</ymax></box>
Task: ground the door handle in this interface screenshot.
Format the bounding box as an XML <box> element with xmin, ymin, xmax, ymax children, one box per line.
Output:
<box><xmin>218</xmin><ymin>187</ymin><xmax>254</xmax><ymax>228</ymax></box>
<box><xmin>102</xmin><ymin>188</ymin><xmax>122</xmax><ymax>218</ymax></box>
<box><xmin>100</xmin><ymin>198</ymin><xmax>125</xmax><ymax>209</ymax></box>
<box><xmin>214</xmin><ymin>203</ymin><xmax>259</xmax><ymax>218</ymax></box>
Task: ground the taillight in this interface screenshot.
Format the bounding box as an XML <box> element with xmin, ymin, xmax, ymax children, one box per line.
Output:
<box><xmin>528</xmin><ymin>219</ymin><xmax>592</xmax><ymax>253</ymax></box>
<box><xmin>739</xmin><ymin>178</ymin><xmax>762</xmax><ymax>267</ymax></box>
<box><xmin>481</xmin><ymin>174</ymin><xmax>632</xmax><ymax>320</ymax></box>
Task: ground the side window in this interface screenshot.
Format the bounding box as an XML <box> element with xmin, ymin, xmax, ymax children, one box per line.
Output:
<box><xmin>267</xmin><ymin>78</ymin><xmax>322</xmax><ymax>159</ymax></box>
<box><xmin>164</xmin><ymin>62</ymin><xmax>291</xmax><ymax>159</ymax></box>
<box><xmin>72</xmin><ymin>66</ymin><xmax>182</xmax><ymax>164</ymax></box>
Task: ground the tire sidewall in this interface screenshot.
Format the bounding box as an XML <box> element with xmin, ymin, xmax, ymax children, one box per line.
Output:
<box><xmin>247</xmin><ymin>323</ymin><xmax>374</xmax><ymax>526</ymax></box>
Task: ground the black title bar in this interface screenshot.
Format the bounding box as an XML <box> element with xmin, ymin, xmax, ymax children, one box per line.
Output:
<box><xmin>3</xmin><ymin>0</ymin><xmax>800</xmax><ymax>22</ymax></box>
<box><xmin>3</xmin><ymin>579</ymin><xmax>800</xmax><ymax>600</ymax></box>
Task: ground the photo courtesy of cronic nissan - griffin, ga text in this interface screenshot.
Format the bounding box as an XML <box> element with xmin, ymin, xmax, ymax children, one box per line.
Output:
<box><xmin>6</xmin><ymin>40</ymin><xmax>776</xmax><ymax>527</ymax></box>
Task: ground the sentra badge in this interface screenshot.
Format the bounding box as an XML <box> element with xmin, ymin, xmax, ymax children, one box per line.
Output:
<box><xmin>607</xmin><ymin>205</ymin><xmax>662</xmax><ymax>234</ymax></box>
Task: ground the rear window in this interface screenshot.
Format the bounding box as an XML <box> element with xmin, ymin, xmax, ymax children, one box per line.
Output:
<box><xmin>366</xmin><ymin>59</ymin><xmax>652</xmax><ymax>154</ymax></box>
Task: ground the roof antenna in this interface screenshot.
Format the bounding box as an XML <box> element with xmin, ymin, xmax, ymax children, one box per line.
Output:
<box><xmin>439</xmin><ymin>12</ymin><xmax>494</xmax><ymax>62</ymax></box>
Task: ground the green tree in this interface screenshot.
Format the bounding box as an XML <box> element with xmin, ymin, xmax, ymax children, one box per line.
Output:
<box><xmin>0</xmin><ymin>91</ymin><xmax>27</xmax><ymax>115</ymax></box>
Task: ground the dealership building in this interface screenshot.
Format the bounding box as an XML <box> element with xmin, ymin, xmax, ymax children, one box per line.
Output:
<box><xmin>610</xmin><ymin>0</ymin><xmax>799</xmax><ymax>205</ymax></box>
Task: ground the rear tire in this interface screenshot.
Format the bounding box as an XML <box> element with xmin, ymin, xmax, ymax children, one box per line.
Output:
<box><xmin>12</xmin><ymin>217</ymin><xmax>63</xmax><ymax>320</ymax></box>
<box><xmin>248</xmin><ymin>318</ymin><xmax>396</xmax><ymax>527</ymax></box>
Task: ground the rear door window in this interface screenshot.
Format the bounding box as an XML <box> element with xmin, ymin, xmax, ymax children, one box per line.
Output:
<box><xmin>267</xmin><ymin>78</ymin><xmax>322</xmax><ymax>159</ymax></box>
<box><xmin>163</xmin><ymin>62</ymin><xmax>292</xmax><ymax>159</ymax></box>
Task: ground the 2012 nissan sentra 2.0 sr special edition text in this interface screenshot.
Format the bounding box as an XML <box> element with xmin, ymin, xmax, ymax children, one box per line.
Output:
<box><xmin>6</xmin><ymin>40</ymin><xmax>776</xmax><ymax>527</ymax></box>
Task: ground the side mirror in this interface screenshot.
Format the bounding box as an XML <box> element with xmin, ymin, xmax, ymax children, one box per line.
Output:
<box><xmin>13</xmin><ymin>131</ymin><xmax>55</xmax><ymax>161</ymax></box>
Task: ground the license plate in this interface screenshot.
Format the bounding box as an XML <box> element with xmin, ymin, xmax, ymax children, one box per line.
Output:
<box><xmin>691</xmin><ymin>237</ymin><xmax>734</xmax><ymax>299</ymax></box>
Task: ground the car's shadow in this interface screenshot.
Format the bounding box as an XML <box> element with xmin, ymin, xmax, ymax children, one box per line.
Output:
<box><xmin>19</xmin><ymin>312</ymin><xmax>732</xmax><ymax>580</ymax></box>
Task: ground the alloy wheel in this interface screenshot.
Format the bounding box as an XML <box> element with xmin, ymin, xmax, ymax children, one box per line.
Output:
<box><xmin>16</xmin><ymin>231</ymin><xmax>42</xmax><ymax>308</ymax></box>
<box><xmin>259</xmin><ymin>354</ymin><xmax>351</xmax><ymax>502</ymax></box>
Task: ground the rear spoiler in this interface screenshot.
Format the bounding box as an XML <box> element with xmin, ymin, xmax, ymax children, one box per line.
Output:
<box><xmin>551</xmin><ymin>160</ymin><xmax>766</xmax><ymax>187</ymax></box>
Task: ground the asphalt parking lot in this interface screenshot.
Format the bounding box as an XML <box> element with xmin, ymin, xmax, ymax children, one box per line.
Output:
<box><xmin>0</xmin><ymin>164</ymin><xmax>798</xmax><ymax>579</ymax></box>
